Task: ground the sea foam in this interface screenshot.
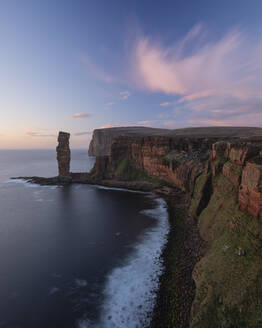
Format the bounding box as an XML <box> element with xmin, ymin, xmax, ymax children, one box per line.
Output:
<box><xmin>79</xmin><ymin>196</ymin><xmax>169</xmax><ymax>328</ymax></box>
<box><xmin>2</xmin><ymin>178</ymin><xmax>58</xmax><ymax>189</ymax></box>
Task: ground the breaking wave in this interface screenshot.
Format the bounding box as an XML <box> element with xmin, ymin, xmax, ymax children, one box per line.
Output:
<box><xmin>79</xmin><ymin>196</ymin><xmax>169</xmax><ymax>328</ymax></box>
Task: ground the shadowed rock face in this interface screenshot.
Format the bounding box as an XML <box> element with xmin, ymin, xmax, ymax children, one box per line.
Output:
<box><xmin>88</xmin><ymin>126</ymin><xmax>171</xmax><ymax>156</ymax></box>
<box><xmin>91</xmin><ymin>130</ymin><xmax>262</xmax><ymax>221</ymax></box>
<box><xmin>56</xmin><ymin>131</ymin><xmax>70</xmax><ymax>176</ymax></box>
<box><xmin>239</xmin><ymin>161</ymin><xmax>262</xmax><ymax>220</ymax></box>
<box><xmin>209</xmin><ymin>141</ymin><xmax>262</xmax><ymax>220</ymax></box>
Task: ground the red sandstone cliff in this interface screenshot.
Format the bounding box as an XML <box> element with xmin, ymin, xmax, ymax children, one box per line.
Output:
<box><xmin>88</xmin><ymin>126</ymin><xmax>262</xmax><ymax>157</ymax></box>
<box><xmin>88</xmin><ymin>128</ymin><xmax>262</xmax><ymax>327</ymax></box>
<box><xmin>109</xmin><ymin>135</ymin><xmax>214</xmax><ymax>194</ymax></box>
<box><xmin>89</xmin><ymin>128</ymin><xmax>262</xmax><ymax>327</ymax></box>
<box><xmin>90</xmin><ymin>127</ymin><xmax>262</xmax><ymax>221</ymax></box>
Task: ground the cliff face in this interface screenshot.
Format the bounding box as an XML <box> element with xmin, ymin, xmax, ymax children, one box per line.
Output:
<box><xmin>109</xmin><ymin>136</ymin><xmax>215</xmax><ymax>194</ymax></box>
<box><xmin>88</xmin><ymin>126</ymin><xmax>262</xmax><ymax>157</ymax></box>
<box><xmin>88</xmin><ymin>129</ymin><xmax>113</xmax><ymax>156</ymax></box>
<box><xmin>88</xmin><ymin>126</ymin><xmax>171</xmax><ymax>156</ymax></box>
<box><xmin>92</xmin><ymin>131</ymin><xmax>262</xmax><ymax>221</ymax></box>
<box><xmin>90</xmin><ymin>128</ymin><xmax>262</xmax><ymax>327</ymax></box>
<box><xmin>190</xmin><ymin>142</ymin><xmax>262</xmax><ymax>328</ymax></box>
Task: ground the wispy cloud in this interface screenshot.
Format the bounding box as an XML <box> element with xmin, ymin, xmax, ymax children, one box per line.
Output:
<box><xmin>178</xmin><ymin>90</ymin><xmax>216</xmax><ymax>104</ymax></box>
<box><xmin>99</xmin><ymin>121</ymin><xmax>158</xmax><ymax>129</ymax></box>
<box><xmin>99</xmin><ymin>123</ymin><xmax>122</xmax><ymax>129</ymax></box>
<box><xmin>67</xmin><ymin>112</ymin><xmax>92</xmax><ymax>119</ymax></box>
<box><xmin>26</xmin><ymin>132</ymin><xmax>56</xmax><ymax>138</ymax></box>
<box><xmin>133</xmin><ymin>25</ymin><xmax>262</xmax><ymax>126</ymax></box>
<box><xmin>74</xmin><ymin>131</ymin><xmax>92</xmax><ymax>136</ymax></box>
<box><xmin>160</xmin><ymin>102</ymin><xmax>173</xmax><ymax>107</ymax></box>
<box><xmin>81</xmin><ymin>55</ymin><xmax>115</xmax><ymax>83</ymax></box>
<box><xmin>106</xmin><ymin>101</ymin><xmax>115</xmax><ymax>106</ymax></box>
<box><xmin>120</xmin><ymin>91</ymin><xmax>131</xmax><ymax>100</ymax></box>
<box><xmin>24</xmin><ymin>126</ymin><xmax>56</xmax><ymax>138</ymax></box>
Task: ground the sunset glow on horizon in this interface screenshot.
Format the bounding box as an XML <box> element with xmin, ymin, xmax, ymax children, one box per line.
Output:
<box><xmin>0</xmin><ymin>0</ymin><xmax>262</xmax><ymax>148</ymax></box>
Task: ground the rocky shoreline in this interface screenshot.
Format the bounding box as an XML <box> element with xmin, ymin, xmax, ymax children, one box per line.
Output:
<box><xmin>11</xmin><ymin>175</ymin><xmax>175</xmax><ymax>194</ymax></box>
<box><xmin>150</xmin><ymin>192</ymin><xmax>204</xmax><ymax>328</ymax></box>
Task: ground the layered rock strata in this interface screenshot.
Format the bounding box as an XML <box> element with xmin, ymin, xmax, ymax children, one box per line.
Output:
<box><xmin>92</xmin><ymin>134</ymin><xmax>262</xmax><ymax>221</ymax></box>
<box><xmin>89</xmin><ymin>132</ymin><xmax>262</xmax><ymax>327</ymax></box>
<box><xmin>210</xmin><ymin>141</ymin><xmax>262</xmax><ymax>220</ymax></box>
<box><xmin>88</xmin><ymin>126</ymin><xmax>172</xmax><ymax>156</ymax></box>
<box><xmin>89</xmin><ymin>126</ymin><xmax>262</xmax><ymax>157</ymax></box>
<box><xmin>56</xmin><ymin>131</ymin><xmax>70</xmax><ymax>176</ymax></box>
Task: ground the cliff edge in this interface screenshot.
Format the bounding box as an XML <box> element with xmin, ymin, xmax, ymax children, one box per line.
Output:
<box><xmin>88</xmin><ymin>126</ymin><xmax>172</xmax><ymax>156</ymax></box>
<box><xmin>88</xmin><ymin>126</ymin><xmax>262</xmax><ymax>157</ymax></box>
<box><xmin>89</xmin><ymin>126</ymin><xmax>262</xmax><ymax>327</ymax></box>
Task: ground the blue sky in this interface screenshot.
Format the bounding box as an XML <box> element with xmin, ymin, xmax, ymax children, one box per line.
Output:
<box><xmin>0</xmin><ymin>0</ymin><xmax>262</xmax><ymax>148</ymax></box>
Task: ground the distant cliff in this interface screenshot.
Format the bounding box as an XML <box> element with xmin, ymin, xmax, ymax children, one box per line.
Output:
<box><xmin>89</xmin><ymin>126</ymin><xmax>262</xmax><ymax>327</ymax></box>
<box><xmin>88</xmin><ymin>126</ymin><xmax>172</xmax><ymax>156</ymax></box>
<box><xmin>88</xmin><ymin>126</ymin><xmax>262</xmax><ymax>156</ymax></box>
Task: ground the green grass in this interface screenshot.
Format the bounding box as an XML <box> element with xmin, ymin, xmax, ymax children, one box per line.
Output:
<box><xmin>113</xmin><ymin>157</ymin><xmax>174</xmax><ymax>186</ymax></box>
<box><xmin>191</xmin><ymin>174</ymin><xmax>262</xmax><ymax>328</ymax></box>
<box><xmin>92</xmin><ymin>154</ymin><xmax>262</xmax><ymax>327</ymax></box>
<box><xmin>223</xmin><ymin>161</ymin><xmax>242</xmax><ymax>176</ymax></box>
<box><xmin>189</xmin><ymin>172</ymin><xmax>211</xmax><ymax>217</ymax></box>
<box><xmin>212</xmin><ymin>157</ymin><xmax>227</xmax><ymax>174</ymax></box>
<box><xmin>222</xmin><ymin>161</ymin><xmax>242</xmax><ymax>187</ymax></box>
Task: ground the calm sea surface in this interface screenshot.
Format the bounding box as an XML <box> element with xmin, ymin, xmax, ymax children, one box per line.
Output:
<box><xmin>0</xmin><ymin>149</ymin><xmax>169</xmax><ymax>328</ymax></box>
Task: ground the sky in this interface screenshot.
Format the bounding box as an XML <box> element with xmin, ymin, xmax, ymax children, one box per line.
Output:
<box><xmin>0</xmin><ymin>0</ymin><xmax>262</xmax><ymax>148</ymax></box>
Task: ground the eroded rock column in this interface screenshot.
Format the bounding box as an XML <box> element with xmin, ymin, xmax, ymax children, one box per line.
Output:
<box><xmin>56</xmin><ymin>131</ymin><xmax>70</xmax><ymax>176</ymax></box>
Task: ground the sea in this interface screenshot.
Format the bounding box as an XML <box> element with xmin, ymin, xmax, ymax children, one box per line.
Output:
<box><xmin>0</xmin><ymin>149</ymin><xmax>169</xmax><ymax>328</ymax></box>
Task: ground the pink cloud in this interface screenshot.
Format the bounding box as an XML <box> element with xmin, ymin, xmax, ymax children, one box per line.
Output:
<box><xmin>160</xmin><ymin>102</ymin><xmax>173</xmax><ymax>107</ymax></box>
<box><xmin>135</xmin><ymin>39</ymin><xmax>186</xmax><ymax>94</ymax></box>
<box><xmin>133</xmin><ymin>25</ymin><xmax>262</xmax><ymax>127</ymax></box>
<box><xmin>134</xmin><ymin>28</ymin><xmax>246</xmax><ymax>95</ymax></box>
<box><xmin>81</xmin><ymin>55</ymin><xmax>115</xmax><ymax>83</ymax></box>
<box><xmin>67</xmin><ymin>112</ymin><xmax>92</xmax><ymax>119</ymax></box>
<box><xmin>74</xmin><ymin>131</ymin><xmax>92</xmax><ymax>136</ymax></box>
<box><xmin>26</xmin><ymin>132</ymin><xmax>56</xmax><ymax>138</ymax></box>
<box><xmin>99</xmin><ymin>121</ymin><xmax>159</xmax><ymax>129</ymax></box>
<box><xmin>178</xmin><ymin>90</ymin><xmax>216</xmax><ymax>103</ymax></box>
<box><xmin>120</xmin><ymin>91</ymin><xmax>131</xmax><ymax>100</ymax></box>
<box><xmin>99</xmin><ymin>123</ymin><xmax>122</xmax><ymax>129</ymax></box>
<box><xmin>24</xmin><ymin>126</ymin><xmax>56</xmax><ymax>138</ymax></box>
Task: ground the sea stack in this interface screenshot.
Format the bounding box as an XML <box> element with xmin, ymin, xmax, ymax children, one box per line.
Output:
<box><xmin>56</xmin><ymin>131</ymin><xmax>70</xmax><ymax>176</ymax></box>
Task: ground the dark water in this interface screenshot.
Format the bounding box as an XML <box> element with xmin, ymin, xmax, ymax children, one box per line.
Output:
<box><xmin>0</xmin><ymin>150</ymin><xmax>169</xmax><ymax>328</ymax></box>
